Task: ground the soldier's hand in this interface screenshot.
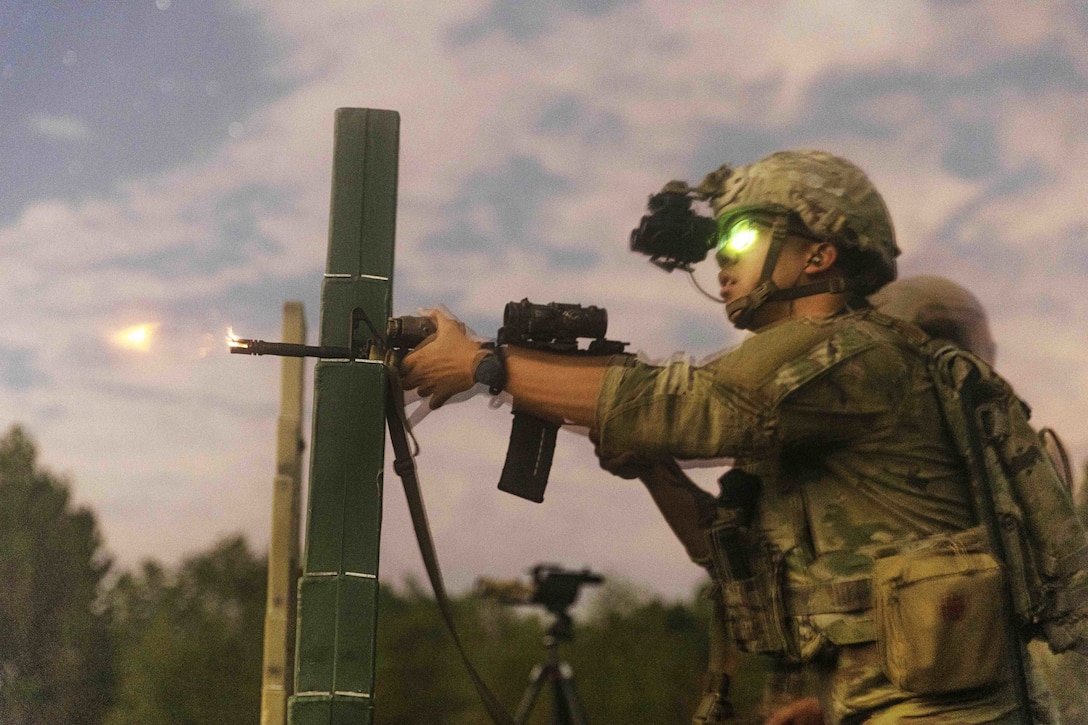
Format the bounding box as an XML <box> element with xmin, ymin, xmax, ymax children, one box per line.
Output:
<box><xmin>595</xmin><ymin>447</ymin><xmax>659</xmax><ymax>479</ymax></box>
<box><xmin>399</xmin><ymin>309</ymin><xmax>481</xmax><ymax>408</ymax></box>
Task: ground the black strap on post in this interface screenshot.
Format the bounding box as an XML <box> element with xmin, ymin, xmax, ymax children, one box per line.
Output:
<box><xmin>384</xmin><ymin>370</ymin><xmax>516</xmax><ymax>725</ymax></box>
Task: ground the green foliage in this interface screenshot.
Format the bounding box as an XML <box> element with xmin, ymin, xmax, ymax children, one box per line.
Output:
<box><xmin>374</xmin><ymin>577</ymin><xmax>768</xmax><ymax>725</ymax></box>
<box><xmin>374</xmin><ymin>578</ymin><xmax>543</xmax><ymax>725</ymax></box>
<box><xmin>98</xmin><ymin>545</ymin><xmax>765</xmax><ymax>724</ymax></box>
<box><xmin>103</xmin><ymin>536</ymin><xmax>266</xmax><ymax>725</ymax></box>
<box><xmin>570</xmin><ymin>581</ymin><xmax>765</xmax><ymax>723</ymax></box>
<box><xmin>0</xmin><ymin>425</ymin><xmax>113</xmax><ymax>725</ymax></box>
<box><xmin>0</xmin><ymin>424</ymin><xmax>772</xmax><ymax>724</ymax></box>
<box><xmin>567</xmin><ymin>581</ymin><xmax>704</xmax><ymax>723</ymax></box>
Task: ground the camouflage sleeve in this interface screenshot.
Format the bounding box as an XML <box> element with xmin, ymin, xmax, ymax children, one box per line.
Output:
<box><xmin>592</xmin><ymin>314</ymin><xmax>904</xmax><ymax>462</ymax></box>
<box><xmin>593</xmin><ymin>354</ymin><xmax>777</xmax><ymax>461</ymax></box>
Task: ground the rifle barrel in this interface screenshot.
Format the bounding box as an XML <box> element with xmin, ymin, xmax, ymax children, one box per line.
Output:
<box><xmin>229</xmin><ymin>339</ymin><xmax>354</xmax><ymax>359</ymax></box>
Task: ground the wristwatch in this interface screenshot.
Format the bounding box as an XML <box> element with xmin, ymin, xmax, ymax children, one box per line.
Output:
<box><xmin>472</xmin><ymin>343</ymin><xmax>506</xmax><ymax>395</ymax></box>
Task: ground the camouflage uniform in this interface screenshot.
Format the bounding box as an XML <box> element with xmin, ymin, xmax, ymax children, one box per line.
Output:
<box><xmin>593</xmin><ymin>308</ymin><xmax>1020</xmax><ymax>724</ymax></box>
<box><xmin>592</xmin><ymin>151</ymin><xmax>1042</xmax><ymax>722</ymax></box>
<box><xmin>872</xmin><ymin>275</ymin><xmax>1087</xmax><ymax>725</ymax></box>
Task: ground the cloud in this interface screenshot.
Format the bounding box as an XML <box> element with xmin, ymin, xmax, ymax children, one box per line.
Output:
<box><xmin>688</xmin><ymin>123</ymin><xmax>795</xmax><ymax>179</ymax></box>
<box><xmin>448</xmin><ymin>0</ymin><xmax>631</xmax><ymax>44</ymax></box>
<box><xmin>94</xmin><ymin>184</ymin><xmax>287</xmax><ymax>279</ymax></box>
<box><xmin>533</xmin><ymin>94</ymin><xmax>628</xmax><ymax>146</ymax></box>
<box><xmin>420</xmin><ymin>155</ymin><xmax>574</xmax><ymax>259</ymax></box>
<box><xmin>0</xmin><ymin>346</ymin><xmax>50</xmax><ymax>390</ymax></box>
<box><xmin>3</xmin><ymin>0</ymin><xmax>1088</xmax><ymax>596</ymax></box>
<box><xmin>940</xmin><ymin>120</ymin><xmax>1001</xmax><ymax>179</ymax></box>
<box><xmin>0</xmin><ymin>0</ymin><xmax>285</xmax><ymax>224</ymax></box>
<box><xmin>26</xmin><ymin>113</ymin><xmax>91</xmax><ymax>140</ymax></box>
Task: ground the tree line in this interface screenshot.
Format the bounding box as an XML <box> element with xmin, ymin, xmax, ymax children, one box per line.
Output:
<box><xmin>4</xmin><ymin>423</ymin><xmax>1087</xmax><ymax>724</ymax></box>
<box><xmin>0</xmin><ymin>424</ymin><xmax>772</xmax><ymax>724</ymax></box>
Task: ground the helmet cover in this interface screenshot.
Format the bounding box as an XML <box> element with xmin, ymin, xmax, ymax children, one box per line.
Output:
<box><xmin>870</xmin><ymin>275</ymin><xmax>996</xmax><ymax>365</ymax></box>
<box><xmin>697</xmin><ymin>150</ymin><xmax>899</xmax><ymax>292</ymax></box>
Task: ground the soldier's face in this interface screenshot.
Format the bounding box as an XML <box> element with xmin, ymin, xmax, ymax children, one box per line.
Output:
<box><xmin>716</xmin><ymin>217</ymin><xmax>772</xmax><ymax>304</ymax></box>
<box><xmin>716</xmin><ymin>216</ymin><xmax>819</xmax><ymax>328</ymax></box>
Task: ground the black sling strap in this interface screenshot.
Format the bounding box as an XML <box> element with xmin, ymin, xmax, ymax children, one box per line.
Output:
<box><xmin>384</xmin><ymin>370</ymin><xmax>516</xmax><ymax>725</ymax></box>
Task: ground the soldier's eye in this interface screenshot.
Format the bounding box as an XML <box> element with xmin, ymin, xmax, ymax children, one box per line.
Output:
<box><xmin>716</xmin><ymin>219</ymin><xmax>762</xmax><ymax>264</ymax></box>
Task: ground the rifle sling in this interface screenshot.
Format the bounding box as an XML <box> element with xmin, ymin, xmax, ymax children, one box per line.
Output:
<box><xmin>384</xmin><ymin>371</ymin><xmax>516</xmax><ymax>725</ymax></box>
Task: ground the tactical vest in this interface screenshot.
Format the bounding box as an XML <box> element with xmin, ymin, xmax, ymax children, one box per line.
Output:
<box><xmin>705</xmin><ymin>314</ymin><xmax>1088</xmax><ymax>677</ymax></box>
<box><xmin>706</xmin><ymin>313</ymin><xmax>925</xmax><ymax>663</ymax></box>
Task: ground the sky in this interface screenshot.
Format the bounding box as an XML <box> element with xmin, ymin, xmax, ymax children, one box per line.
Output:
<box><xmin>2</xmin><ymin>0</ymin><xmax>1087</xmax><ymax>601</ymax></box>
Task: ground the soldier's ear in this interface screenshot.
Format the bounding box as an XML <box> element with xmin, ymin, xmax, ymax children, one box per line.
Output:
<box><xmin>805</xmin><ymin>242</ymin><xmax>836</xmax><ymax>273</ymax></box>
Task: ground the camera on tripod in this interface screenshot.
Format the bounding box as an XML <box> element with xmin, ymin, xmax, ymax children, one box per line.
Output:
<box><xmin>476</xmin><ymin>564</ymin><xmax>604</xmax><ymax>618</ymax></box>
<box><xmin>477</xmin><ymin>565</ymin><xmax>603</xmax><ymax>724</ymax></box>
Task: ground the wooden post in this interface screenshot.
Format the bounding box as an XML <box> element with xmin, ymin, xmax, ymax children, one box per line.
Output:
<box><xmin>289</xmin><ymin>108</ymin><xmax>398</xmax><ymax>725</ymax></box>
<box><xmin>261</xmin><ymin>301</ymin><xmax>306</xmax><ymax>725</ymax></box>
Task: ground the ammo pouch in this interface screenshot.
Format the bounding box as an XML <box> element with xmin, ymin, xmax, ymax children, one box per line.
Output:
<box><xmin>708</xmin><ymin>495</ymin><xmax>1016</xmax><ymax>687</ymax></box>
<box><xmin>713</xmin><ymin>541</ymin><xmax>789</xmax><ymax>655</ymax></box>
<box><xmin>706</xmin><ymin>471</ymin><xmax>792</xmax><ymax>656</ymax></box>
<box><xmin>873</xmin><ymin>534</ymin><xmax>1011</xmax><ymax>694</ymax></box>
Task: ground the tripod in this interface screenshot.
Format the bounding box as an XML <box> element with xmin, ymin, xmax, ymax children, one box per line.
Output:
<box><xmin>513</xmin><ymin>610</ymin><xmax>589</xmax><ymax>725</ymax></box>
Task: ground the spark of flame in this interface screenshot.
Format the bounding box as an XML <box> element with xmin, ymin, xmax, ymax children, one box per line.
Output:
<box><xmin>111</xmin><ymin>323</ymin><xmax>160</xmax><ymax>352</ymax></box>
<box><xmin>226</xmin><ymin>327</ymin><xmax>246</xmax><ymax>350</ymax></box>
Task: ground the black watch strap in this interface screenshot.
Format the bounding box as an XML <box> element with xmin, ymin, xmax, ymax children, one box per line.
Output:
<box><xmin>472</xmin><ymin>343</ymin><xmax>506</xmax><ymax>395</ymax></box>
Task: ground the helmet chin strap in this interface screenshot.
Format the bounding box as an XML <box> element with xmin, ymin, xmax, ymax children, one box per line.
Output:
<box><xmin>725</xmin><ymin>216</ymin><xmax>789</xmax><ymax>330</ymax></box>
<box><xmin>725</xmin><ymin>215</ymin><xmax>863</xmax><ymax>330</ymax></box>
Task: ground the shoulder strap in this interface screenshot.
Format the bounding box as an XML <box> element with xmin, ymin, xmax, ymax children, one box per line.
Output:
<box><xmin>385</xmin><ymin>370</ymin><xmax>516</xmax><ymax>725</ymax></box>
<box><xmin>927</xmin><ymin>343</ymin><xmax>1037</xmax><ymax>720</ymax></box>
<box><xmin>931</xmin><ymin>345</ymin><xmax>1088</xmax><ymax>586</ymax></box>
<box><xmin>1040</xmin><ymin>427</ymin><xmax>1074</xmax><ymax>493</ymax></box>
<box><xmin>692</xmin><ymin>590</ymin><xmax>735</xmax><ymax>725</ymax></box>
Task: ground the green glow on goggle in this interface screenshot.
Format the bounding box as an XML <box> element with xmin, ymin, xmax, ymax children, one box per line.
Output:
<box><xmin>716</xmin><ymin>218</ymin><xmax>763</xmax><ymax>263</ymax></box>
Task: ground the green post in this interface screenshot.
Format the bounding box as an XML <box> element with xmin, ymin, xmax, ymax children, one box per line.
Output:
<box><xmin>289</xmin><ymin>108</ymin><xmax>399</xmax><ymax>725</ymax></box>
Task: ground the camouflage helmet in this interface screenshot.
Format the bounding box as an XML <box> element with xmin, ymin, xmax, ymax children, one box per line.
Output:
<box><xmin>697</xmin><ymin>150</ymin><xmax>899</xmax><ymax>293</ymax></box>
<box><xmin>870</xmin><ymin>275</ymin><xmax>996</xmax><ymax>365</ymax></box>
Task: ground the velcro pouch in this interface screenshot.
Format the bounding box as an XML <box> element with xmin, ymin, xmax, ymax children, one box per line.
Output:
<box><xmin>874</xmin><ymin>545</ymin><xmax>1010</xmax><ymax>694</ymax></box>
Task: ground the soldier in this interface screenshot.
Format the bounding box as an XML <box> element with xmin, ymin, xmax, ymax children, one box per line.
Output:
<box><xmin>869</xmin><ymin>275</ymin><xmax>996</xmax><ymax>366</ymax></box>
<box><xmin>870</xmin><ymin>275</ymin><xmax>1079</xmax><ymax>503</ymax></box>
<box><xmin>872</xmin><ymin>275</ymin><xmax>1087</xmax><ymax>725</ymax></box>
<box><xmin>400</xmin><ymin>151</ymin><xmax>1028</xmax><ymax>723</ymax></box>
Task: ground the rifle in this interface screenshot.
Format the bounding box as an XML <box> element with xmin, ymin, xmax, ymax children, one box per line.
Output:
<box><xmin>230</xmin><ymin>299</ymin><xmax>628</xmax><ymax>503</ymax></box>
<box><xmin>493</xmin><ymin>299</ymin><xmax>627</xmax><ymax>503</ymax></box>
<box><xmin>228</xmin><ymin>307</ymin><xmax>434</xmax><ymax>360</ymax></box>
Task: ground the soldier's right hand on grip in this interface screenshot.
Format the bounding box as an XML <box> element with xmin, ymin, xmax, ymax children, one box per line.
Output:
<box><xmin>399</xmin><ymin>309</ymin><xmax>479</xmax><ymax>408</ymax></box>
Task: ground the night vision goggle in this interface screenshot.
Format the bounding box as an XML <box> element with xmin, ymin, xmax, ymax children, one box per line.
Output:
<box><xmin>715</xmin><ymin>214</ymin><xmax>822</xmax><ymax>266</ymax></box>
<box><xmin>629</xmin><ymin>187</ymin><xmax>820</xmax><ymax>273</ymax></box>
<box><xmin>715</xmin><ymin>217</ymin><xmax>763</xmax><ymax>265</ymax></box>
<box><xmin>630</xmin><ymin>184</ymin><xmax>859</xmax><ymax>329</ymax></box>
<box><xmin>629</xmin><ymin>188</ymin><xmax>770</xmax><ymax>272</ymax></box>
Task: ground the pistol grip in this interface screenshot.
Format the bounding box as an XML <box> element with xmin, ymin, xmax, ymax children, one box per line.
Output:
<box><xmin>497</xmin><ymin>411</ymin><xmax>558</xmax><ymax>503</ymax></box>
